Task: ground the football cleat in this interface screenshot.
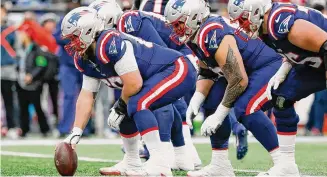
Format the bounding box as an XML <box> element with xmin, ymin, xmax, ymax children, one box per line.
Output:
<box><xmin>257</xmin><ymin>163</ymin><xmax>300</xmax><ymax>176</ymax></box>
<box><xmin>99</xmin><ymin>155</ymin><xmax>144</xmax><ymax>176</ymax></box>
<box><xmin>187</xmin><ymin>163</ymin><xmax>235</xmax><ymax>177</ymax></box>
<box><xmin>233</xmin><ymin>122</ymin><xmax>248</xmax><ymax>160</ymax></box>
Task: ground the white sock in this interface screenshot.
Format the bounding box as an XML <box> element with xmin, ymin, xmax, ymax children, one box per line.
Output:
<box><xmin>211</xmin><ymin>149</ymin><xmax>229</xmax><ymax>165</ymax></box>
<box><xmin>278</xmin><ymin>134</ymin><xmax>296</xmax><ymax>163</ymax></box>
<box><xmin>162</xmin><ymin>142</ymin><xmax>175</xmax><ymax>168</ymax></box>
<box><xmin>141</xmin><ymin>129</ymin><xmax>162</xmax><ymax>158</ymax></box>
<box><xmin>121</xmin><ymin>134</ymin><xmax>142</xmax><ymax>165</ymax></box>
<box><xmin>270</xmin><ymin>148</ymin><xmax>282</xmax><ymax>165</ymax></box>
<box><xmin>182</xmin><ymin>125</ymin><xmax>202</xmax><ymax>165</ymax></box>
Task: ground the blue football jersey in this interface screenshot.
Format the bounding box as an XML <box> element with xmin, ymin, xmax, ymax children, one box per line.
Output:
<box><xmin>74</xmin><ymin>29</ymin><xmax>183</xmax><ymax>88</ymax></box>
<box><xmin>190</xmin><ymin>15</ymin><xmax>281</xmax><ymax>73</ymax></box>
<box><xmin>116</xmin><ymin>10</ymin><xmax>193</xmax><ymax>56</ymax></box>
<box><xmin>263</xmin><ymin>2</ymin><xmax>327</xmax><ymax>70</ymax></box>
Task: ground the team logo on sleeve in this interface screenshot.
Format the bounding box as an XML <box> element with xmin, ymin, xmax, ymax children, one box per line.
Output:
<box><xmin>209</xmin><ymin>31</ymin><xmax>218</xmax><ymax>49</ymax></box>
<box><xmin>172</xmin><ymin>0</ymin><xmax>186</xmax><ymax>12</ymax></box>
<box><xmin>278</xmin><ymin>15</ymin><xmax>291</xmax><ymax>34</ymax></box>
<box><xmin>125</xmin><ymin>16</ymin><xmax>135</xmax><ymax>33</ymax></box>
<box><xmin>68</xmin><ymin>10</ymin><xmax>91</xmax><ymax>26</ymax></box>
<box><xmin>109</xmin><ymin>38</ymin><xmax>118</xmax><ymax>54</ymax></box>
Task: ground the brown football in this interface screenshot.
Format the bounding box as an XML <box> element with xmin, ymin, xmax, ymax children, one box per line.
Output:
<box><xmin>54</xmin><ymin>142</ymin><xmax>78</xmax><ymax>176</ymax></box>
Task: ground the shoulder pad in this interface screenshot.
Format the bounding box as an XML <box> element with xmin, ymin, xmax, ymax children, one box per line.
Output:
<box><xmin>117</xmin><ymin>11</ymin><xmax>141</xmax><ymax>34</ymax></box>
<box><xmin>197</xmin><ymin>22</ymin><xmax>224</xmax><ymax>57</ymax></box>
<box><xmin>96</xmin><ymin>30</ymin><xmax>126</xmax><ymax>64</ymax></box>
<box><xmin>268</xmin><ymin>5</ymin><xmax>296</xmax><ymax>40</ymax></box>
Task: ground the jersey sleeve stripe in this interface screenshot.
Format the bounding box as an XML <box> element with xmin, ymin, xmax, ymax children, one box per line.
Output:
<box><xmin>98</xmin><ymin>31</ymin><xmax>116</xmax><ymax>64</ymax></box>
<box><xmin>74</xmin><ymin>57</ymin><xmax>84</xmax><ymax>72</ymax></box>
<box><xmin>117</xmin><ymin>11</ymin><xmax>139</xmax><ymax>33</ymax></box>
<box><xmin>268</xmin><ymin>6</ymin><xmax>296</xmax><ymax>40</ymax></box>
<box><xmin>197</xmin><ymin>22</ymin><xmax>223</xmax><ymax>57</ymax></box>
<box><xmin>153</xmin><ymin>0</ymin><xmax>163</xmax><ymax>14</ymax></box>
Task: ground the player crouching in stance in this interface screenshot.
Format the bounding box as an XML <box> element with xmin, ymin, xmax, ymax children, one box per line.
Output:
<box><xmin>88</xmin><ymin>0</ymin><xmax>201</xmax><ymax>171</ymax></box>
<box><xmin>165</xmin><ymin>0</ymin><xmax>296</xmax><ymax>176</ymax></box>
<box><xmin>228</xmin><ymin>0</ymin><xmax>327</xmax><ymax>175</ymax></box>
<box><xmin>61</xmin><ymin>7</ymin><xmax>196</xmax><ymax>176</ymax></box>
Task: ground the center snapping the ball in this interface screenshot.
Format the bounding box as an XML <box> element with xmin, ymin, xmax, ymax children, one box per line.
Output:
<box><xmin>54</xmin><ymin>142</ymin><xmax>78</xmax><ymax>176</ymax></box>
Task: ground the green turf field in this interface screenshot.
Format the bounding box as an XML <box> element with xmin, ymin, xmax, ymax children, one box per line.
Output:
<box><xmin>1</xmin><ymin>142</ymin><xmax>327</xmax><ymax>176</ymax></box>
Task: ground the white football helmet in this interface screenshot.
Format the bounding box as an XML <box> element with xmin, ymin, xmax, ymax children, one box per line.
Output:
<box><xmin>61</xmin><ymin>6</ymin><xmax>104</xmax><ymax>60</ymax></box>
<box><xmin>89</xmin><ymin>0</ymin><xmax>123</xmax><ymax>30</ymax></box>
<box><xmin>228</xmin><ymin>0</ymin><xmax>272</xmax><ymax>39</ymax></box>
<box><xmin>164</xmin><ymin>0</ymin><xmax>210</xmax><ymax>43</ymax></box>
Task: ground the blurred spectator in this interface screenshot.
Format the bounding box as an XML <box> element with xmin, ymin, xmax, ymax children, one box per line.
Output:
<box><xmin>16</xmin><ymin>11</ymin><xmax>59</xmax><ymax>137</ymax></box>
<box><xmin>1</xmin><ymin>4</ymin><xmax>19</xmax><ymax>139</ymax></box>
<box><xmin>40</xmin><ymin>13</ymin><xmax>60</xmax><ymax>126</ymax></box>
<box><xmin>307</xmin><ymin>91</ymin><xmax>327</xmax><ymax>136</ymax></box>
<box><xmin>16</xmin><ymin>31</ymin><xmax>50</xmax><ymax>137</ymax></box>
<box><xmin>54</xmin><ymin>0</ymin><xmax>90</xmax><ymax>137</ymax></box>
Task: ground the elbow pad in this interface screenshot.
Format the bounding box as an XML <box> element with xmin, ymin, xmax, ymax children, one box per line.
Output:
<box><xmin>319</xmin><ymin>40</ymin><xmax>327</xmax><ymax>70</ymax></box>
<box><xmin>198</xmin><ymin>67</ymin><xmax>220</xmax><ymax>81</ymax></box>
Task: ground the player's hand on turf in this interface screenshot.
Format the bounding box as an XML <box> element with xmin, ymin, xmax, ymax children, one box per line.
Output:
<box><xmin>107</xmin><ymin>98</ymin><xmax>127</xmax><ymax>130</ymax></box>
<box><xmin>186</xmin><ymin>92</ymin><xmax>206</xmax><ymax>129</ymax></box>
<box><xmin>200</xmin><ymin>113</ymin><xmax>224</xmax><ymax>136</ymax></box>
<box><xmin>63</xmin><ymin>127</ymin><xmax>83</xmax><ymax>149</ymax></box>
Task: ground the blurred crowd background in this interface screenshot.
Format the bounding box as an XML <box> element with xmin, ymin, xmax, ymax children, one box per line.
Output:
<box><xmin>1</xmin><ymin>0</ymin><xmax>327</xmax><ymax>140</ymax></box>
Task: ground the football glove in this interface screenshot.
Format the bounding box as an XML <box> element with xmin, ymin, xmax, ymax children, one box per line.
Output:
<box><xmin>63</xmin><ymin>127</ymin><xmax>83</xmax><ymax>149</ymax></box>
<box><xmin>186</xmin><ymin>92</ymin><xmax>206</xmax><ymax>129</ymax></box>
<box><xmin>107</xmin><ymin>98</ymin><xmax>127</xmax><ymax>130</ymax></box>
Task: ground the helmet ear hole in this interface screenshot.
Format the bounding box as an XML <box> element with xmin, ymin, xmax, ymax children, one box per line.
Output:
<box><xmin>254</xmin><ymin>8</ymin><xmax>259</xmax><ymax>16</ymax></box>
<box><xmin>192</xmin><ymin>14</ymin><xmax>197</xmax><ymax>21</ymax></box>
<box><xmin>85</xmin><ymin>28</ymin><xmax>92</xmax><ymax>35</ymax></box>
<box><xmin>108</xmin><ymin>18</ymin><xmax>113</xmax><ymax>24</ymax></box>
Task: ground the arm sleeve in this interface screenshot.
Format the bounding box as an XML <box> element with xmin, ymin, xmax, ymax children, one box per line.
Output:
<box><xmin>82</xmin><ymin>74</ymin><xmax>101</xmax><ymax>92</ymax></box>
<box><xmin>114</xmin><ymin>41</ymin><xmax>139</xmax><ymax>76</ymax></box>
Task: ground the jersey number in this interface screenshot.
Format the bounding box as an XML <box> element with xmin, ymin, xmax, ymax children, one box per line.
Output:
<box><xmin>280</xmin><ymin>52</ymin><xmax>323</xmax><ymax>68</ymax></box>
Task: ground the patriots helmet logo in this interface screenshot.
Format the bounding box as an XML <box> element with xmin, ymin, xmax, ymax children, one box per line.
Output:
<box><xmin>68</xmin><ymin>10</ymin><xmax>91</xmax><ymax>26</ymax></box>
<box><xmin>172</xmin><ymin>0</ymin><xmax>186</xmax><ymax>12</ymax></box>
<box><xmin>233</xmin><ymin>0</ymin><xmax>244</xmax><ymax>8</ymax></box>
<box><xmin>93</xmin><ymin>1</ymin><xmax>107</xmax><ymax>12</ymax></box>
<box><xmin>109</xmin><ymin>37</ymin><xmax>118</xmax><ymax>54</ymax></box>
<box><xmin>278</xmin><ymin>15</ymin><xmax>291</xmax><ymax>34</ymax></box>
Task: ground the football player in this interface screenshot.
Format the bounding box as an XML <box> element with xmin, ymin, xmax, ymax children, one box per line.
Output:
<box><xmin>165</xmin><ymin>0</ymin><xmax>296</xmax><ymax>176</ymax></box>
<box><xmin>89</xmin><ymin>0</ymin><xmax>199</xmax><ymax>172</ymax></box>
<box><xmin>61</xmin><ymin>7</ymin><xmax>196</xmax><ymax>176</ymax></box>
<box><xmin>229</xmin><ymin>0</ymin><xmax>326</xmax><ymax>175</ymax></box>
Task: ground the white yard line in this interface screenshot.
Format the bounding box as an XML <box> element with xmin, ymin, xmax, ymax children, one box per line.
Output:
<box><xmin>1</xmin><ymin>136</ymin><xmax>326</xmax><ymax>146</ymax></box>
<box><xmin>1</xmin><ymin>150</ymin><xmax>263</xmax><ymax>174</ymax></box>
<box><xmin>1</xmin><ymin>151</ymin><xmax>120</xmax><ymax>163</ymax></box>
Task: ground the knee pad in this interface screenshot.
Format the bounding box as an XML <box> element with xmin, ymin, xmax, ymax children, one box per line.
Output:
<box><xmin>119</xmin><ymin>117</ymin><xmax>138</xmax><ymax>136</ymax></box>
<box><xmin>271</xmin><ymin>95</ymin><xmax>295</xmax><ymax>110</ymax></box>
